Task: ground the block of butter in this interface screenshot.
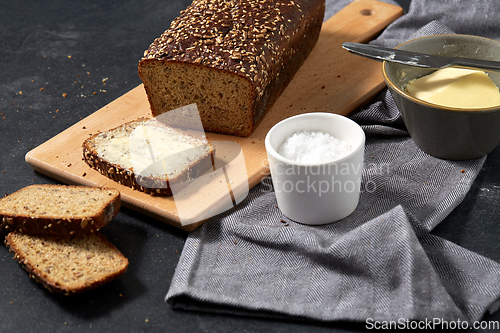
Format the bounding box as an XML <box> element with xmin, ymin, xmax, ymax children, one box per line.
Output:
<box><xmin>405</xmin><ymin>67</ymin><xmax>500</xmax><ymax>109</ymax></box>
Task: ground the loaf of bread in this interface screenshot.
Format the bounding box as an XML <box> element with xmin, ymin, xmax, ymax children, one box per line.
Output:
<box><xmin>0</xmin><ymin>185</ymin><xmax>120</xmax><ymax>235</ymax></box>
<box><xmin>83</xmin><ymin>117</ymin><xmax>214</xmax><ymax>196</ymax></box>
<box><xmin>138</xmin><ymin>0</ymin><xmax>325</xmax><ymax>137</ymax></box>
<box><xmin>5</xmin><ymin>231</ymin><xmax>129</xmax><ymax>295</ymax></box>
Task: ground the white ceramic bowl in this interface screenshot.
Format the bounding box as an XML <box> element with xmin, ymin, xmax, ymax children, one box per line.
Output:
<box><xmin>265</xmin><ymin>113</ymin><xmax>365</xmax><ymax>225</ymax></box>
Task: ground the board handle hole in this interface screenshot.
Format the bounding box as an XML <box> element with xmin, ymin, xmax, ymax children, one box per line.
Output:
<box><xmin>359</xmin><ymin>9</ymin><xmax>375</xmax><ymax>16</ymax></box>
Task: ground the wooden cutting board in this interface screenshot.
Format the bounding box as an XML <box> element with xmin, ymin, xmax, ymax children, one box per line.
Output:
<box><xmin>26</xmin><ymin>0</ymin><xmax>403</xmax><ymax>231</ymax></box>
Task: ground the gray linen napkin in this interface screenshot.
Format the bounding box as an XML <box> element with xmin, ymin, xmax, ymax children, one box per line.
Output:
<box><xmin>166</xmin><ymin>0</ymin><xmax>500</xmax><ymax>323</ymax></box>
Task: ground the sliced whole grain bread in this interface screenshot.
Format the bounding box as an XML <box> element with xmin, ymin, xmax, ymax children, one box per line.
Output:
<box><xmin>5</xmin><ymin>231</ymin><xmax>129</xmax><ymax>295</ymax></box>
<box><xmin>138</xmin><ymin>0</ymin><xmax>325</xmax><ymax>137</ymax></box>
<box><xmin>0</xmin><ymin>185</ymin><xmax>120</xmax><ymax>235</ymax></box>
<box><xmin>83</xmin><ymin>117</ymin><xmax>214</xmax><ymax>196</ymax></box>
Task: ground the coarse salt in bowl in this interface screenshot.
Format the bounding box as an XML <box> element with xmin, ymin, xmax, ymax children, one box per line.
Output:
<box><xmin>277</xmin><ymin>130</ymin><xmax>354</xmax><ymax>164</ymax></box>
<box><xmin>265</xmin><ymin>112</ymin><xmax>365</xmax><ymax>225</ymax></box>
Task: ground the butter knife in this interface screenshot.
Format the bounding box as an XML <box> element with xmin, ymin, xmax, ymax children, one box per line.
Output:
<box><xmin>342</xmin><ymin>42</ymin><xmax>500</xmax><ymax>72</ymax></box>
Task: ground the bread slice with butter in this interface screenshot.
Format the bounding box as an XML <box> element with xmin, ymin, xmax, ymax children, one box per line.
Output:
<box><xmin>5</xmin><ymin>231</ymin><xmax>129</xmax><ymax>295</ymax></box>
<box><xmin>83</xmin><ymin>118</ymin><xmax>214</xmax><ymax>196</ymax></box>
<box><xmin>0</xmin><ymin>185</ymin><xmax>120</xmax><ymax>235</ymax></box>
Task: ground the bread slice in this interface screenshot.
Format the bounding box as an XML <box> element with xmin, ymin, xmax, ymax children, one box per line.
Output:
<box><xmin>83</xmin><ymin>117</ymin><xmax>214</xmax><ymax>196</ymax></box>
<box><xmin>5</xmin><ymin>231</ymin><xmax>128</xmax><ymax>295</ymax></box>
<box><xmin>0</xmin><ymin>185</ymin><xmax>120</xmax><ymax>235</ymax></box>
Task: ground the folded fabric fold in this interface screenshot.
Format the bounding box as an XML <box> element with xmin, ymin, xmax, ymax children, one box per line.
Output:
<box><xmin>166</xmin><ymin>0</ymin><xmax>500</xmax><ymax>325</ymax></box>
<box><xmin>420</xmin><ymin>234</ymin><xmax>500</xmax><ymax>320</ymax></box>
<box><xmin>167</xmin><ymin>180</ymin><xmax>500</xmax><ymax>323</ymax></box>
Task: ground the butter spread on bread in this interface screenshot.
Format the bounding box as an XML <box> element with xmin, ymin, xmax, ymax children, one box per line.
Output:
<box><xmin>83</xmin><ymin>118</ymin><xmax>214</xmax><ymax>196</ymax></box>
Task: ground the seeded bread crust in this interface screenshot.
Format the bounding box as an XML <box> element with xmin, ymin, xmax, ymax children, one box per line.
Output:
<box><xmin>0</xmin><ymin>185</ymin><xmax>120</xmax><ymax>235</ymax></box>
<box><xmin>5</xmin><ymin>231</ymin><xmax>129</xmax><ymax>295</ymax></box>
<box><xmin>82</xmin><ymin>118</ymin><xmax>214</xmax><ymax>196</ymax></box>
<box><xmin>138</xmin><ymin>0</ymin><xmax>325</xmax><ymax>137</ymax></box>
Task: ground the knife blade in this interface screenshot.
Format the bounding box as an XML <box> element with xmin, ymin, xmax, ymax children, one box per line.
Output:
<box><xmin>342</xmin><ymin>42</ymin><xmax>500</xmax><ymax>72</ymax></box>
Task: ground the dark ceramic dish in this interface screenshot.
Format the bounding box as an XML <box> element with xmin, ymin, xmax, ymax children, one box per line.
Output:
<box><xmin>383</xmin><ymin>34</ymin><xmax>500</xmax><ymax>160</ymax></box>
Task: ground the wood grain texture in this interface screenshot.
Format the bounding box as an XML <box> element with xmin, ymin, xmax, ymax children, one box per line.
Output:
<box><xmin>26</xmin><ymin>0</ymin><xmax>403</xmax><ymax>231</ymax></box>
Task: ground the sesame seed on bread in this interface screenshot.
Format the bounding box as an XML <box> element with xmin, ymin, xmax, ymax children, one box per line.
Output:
<box><xmin>0</xmin><ymin>185</ymin><xmax>120</xmax><ymax>235</ymax></box>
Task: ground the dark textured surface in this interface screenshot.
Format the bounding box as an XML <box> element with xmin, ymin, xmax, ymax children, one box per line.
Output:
<box><xmin>2</xmin><ymin>0</ymin><xmax>500</xmax><ymax>332</ymax></box>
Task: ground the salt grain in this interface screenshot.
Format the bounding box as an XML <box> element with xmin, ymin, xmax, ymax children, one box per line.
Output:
<box><xmin>277</xmin><ymin>130</ymin><xmax>353</xmax><ymax>164</ymax></box>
